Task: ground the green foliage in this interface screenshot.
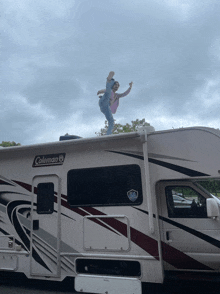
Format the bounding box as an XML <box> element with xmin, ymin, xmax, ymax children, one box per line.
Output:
<box><xmin>0</xmin><ymin>141</ymin><xmax>21</xmax><ymax>147</ymax></box>
<box><xmin>174</xmin><ymin>187</ymin><xmax>196</xmax><ymax>197</ymax></box>
<box><xmin>96</xmin><ymin>118</ymin><xmax>150</xmax><ymax>136</ymax></box>
<box><xmin>197</xmin><ymin>180</ymin><xmax>220</xmax><ymax>197</ymax></box>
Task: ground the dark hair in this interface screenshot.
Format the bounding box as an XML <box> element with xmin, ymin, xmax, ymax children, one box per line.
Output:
<box><xmin>114</xmin><ymin>81</ymin><xmax>120</xmax><ymax>87</ymax></box>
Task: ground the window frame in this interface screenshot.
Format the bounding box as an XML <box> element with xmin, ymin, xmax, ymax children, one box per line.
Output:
<box><xmin>67</xmin><ymin>164</ymin><xmax>143</xmax><ymax>207</ymax></box>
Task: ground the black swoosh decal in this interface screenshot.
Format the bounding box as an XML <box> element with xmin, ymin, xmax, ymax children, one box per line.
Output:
<box><xmin>135</xmin><ymin>207</ymin><xmax>220</xmax><ymax>249</ymax></box>
<box><xmin>0</xmin><ymin>227</ymin><xmax>10</xmax><ymax>236</ymax></box>
<box><xmin>0</xmin><ymin>191</ymin><xmax>26</xmax><ymax>206</ymax></box>
<box><xmin>159</xmin><ymin>215</ymin><xmax>220</xmax><ymax>249</ymax></box>
<box><xmin>7</xmin><ymin>200</ymin><xmax>51</xmax><ymax>272</ymax></box>
<box><xmin>107</xmin><ymin>151</ymin><xmax>209</xmax><ymax>177</ymax></box>
<box><xmin>107</xmin><ymin>150</ymin><xmax>143</xmax><ymax>160</ymax></box>
<box><xmin>148</xmin><ymin>158</ymin><xmax>209</xmax><ymax>177</ymax></box>
<box><xmin>0</xmin><ymin>226</ymin><xmax>27</xmax><ymax>249</ymax></box>
<box><xmin>0</xmin><ymin>180</ymin><xmax>13</xmax><ymax>186</ymax></box>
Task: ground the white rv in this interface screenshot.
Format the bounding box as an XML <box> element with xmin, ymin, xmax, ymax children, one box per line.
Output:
<box><xmin>0</xmin><ymin>126</ymin><xmax>220</xmax><ymax>294</ymax></box>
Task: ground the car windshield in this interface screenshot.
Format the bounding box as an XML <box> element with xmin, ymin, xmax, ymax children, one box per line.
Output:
<box><xmin>195</xmin><ymin>179</ymin><xmax>220</xmax><ymax>200</ymax></box>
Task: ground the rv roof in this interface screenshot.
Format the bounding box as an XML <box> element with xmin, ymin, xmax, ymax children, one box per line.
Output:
<box><xmin>151</xmin><ymin>126</ymin><xmax>220</xmax><ymax>137</ymax></box>
<box><xmin>0</xmin><ymin>126</ymin><xmax>219</xmax><ymax>153</ymax></box>
<box><xmin>0</xmin><ymin>130</ymin><xmax>141</xmax><ymax>153</ymax></box>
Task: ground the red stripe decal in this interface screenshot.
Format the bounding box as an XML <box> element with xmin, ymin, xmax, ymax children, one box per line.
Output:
<box><xmin>82</xmin><ymin>207</ymin><xmax>212</xmax><ymax>270</ymax></box>
<box><xmin>84</xmin><ymin>207</ymin><xmax>159</xmax><ymax>257</ymax></box>
<box><xmin>13</xmin><ymin>180</ymin><xmax>213</xmax><ymax>270</ymax></box>
<box><xmin>161</xmin><ymin>242</ymin><xmax>212</xmax><ymax>270</ymax></box>
<box><xmin>14</xmin><ymin>181</ymin><xmax>37</xmax><ymax>194</ymax></box>
<box><xmin>61</xmin><ymin>201</ymin><xmax>119</xmax><ymax>235</ymax></box>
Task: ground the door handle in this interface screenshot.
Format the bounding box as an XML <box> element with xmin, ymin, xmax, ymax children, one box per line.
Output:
<box><xmin>33</xmin><ymin>220</ymin><xmax>39</xmax><ymax>230</ymax></box>
<box><xmin>166</xmin><ymin>231</ymin><xmax>172</xmax><ymax>243</ymax></box>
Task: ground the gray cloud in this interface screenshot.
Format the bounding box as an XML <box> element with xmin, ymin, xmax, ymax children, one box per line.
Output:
<box><xmin>1</xmin><ymin>0</ymin><xmax>220</xmax><ymax>145</ymax></box>
<box><xmin>22</xmin><ymin>68</ymin><xmax>81</xmax><ymax>117</ymax></box>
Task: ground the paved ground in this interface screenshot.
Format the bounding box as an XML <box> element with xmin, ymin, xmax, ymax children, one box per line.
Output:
<box><xmin>0</xmin><ymin>273</ymin><xmax>219</xmax><ymax>294</ymax></box>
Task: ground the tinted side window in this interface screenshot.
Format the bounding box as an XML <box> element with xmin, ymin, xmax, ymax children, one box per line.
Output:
<box><xmin>165</xmin><ymin>186</ymin><xmax>207</xmax><ymax>218</ymax></box>
<box><xmin>37</xmin><ymin>182</ymin><xmax>54</xmax><ymax>214</ymax></box>
<box><xmin>67</xmin><ymin>165</ymin><xmax>143</xmax><ymax>207</ymax></box>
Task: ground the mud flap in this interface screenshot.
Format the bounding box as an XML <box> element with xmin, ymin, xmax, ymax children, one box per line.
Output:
<box><xmin>75</xmin><ymin>274</ymin><xmax>142</xmax><ymax>294</ymax></box>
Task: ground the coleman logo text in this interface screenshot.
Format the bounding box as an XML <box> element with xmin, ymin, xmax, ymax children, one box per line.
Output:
<box><xmin>33</xmin><ymin>153</ymin><xmax>66</xmax><ymax>167</ymax></box>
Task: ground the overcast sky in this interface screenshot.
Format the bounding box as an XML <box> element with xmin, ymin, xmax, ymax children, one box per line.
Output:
<box><xmin>1</xmin><ymin>0</ymin><xmax>220</xmax><ymax>145</ymax></box>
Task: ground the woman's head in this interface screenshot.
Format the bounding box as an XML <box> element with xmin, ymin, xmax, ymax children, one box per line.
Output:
<box><xmin>112</xmin><ymin>81</ymin><xmax>120</xmax><ymax>92</ymax></box>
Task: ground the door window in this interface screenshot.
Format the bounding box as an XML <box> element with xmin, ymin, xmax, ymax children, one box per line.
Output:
<box><xmin>37</xmin><ymin>182</ymin><xmax>54</xmax><ymax>214</ymax></box>
<box><xmin>165</xmin><ymin>186</ymin><xmax>207</xmax><ymax>218</ymax></box>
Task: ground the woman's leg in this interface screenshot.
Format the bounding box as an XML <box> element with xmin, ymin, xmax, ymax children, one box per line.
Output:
<box><xmin>99</xmin><ymin>101</ymin><xmax>114</xmax><ymax>135</ymax></box>
<box><xmin>105</xmin><ymin>71</ymin><xmax>115</xmax><ymax>96</ymax></box>
<box><xmin>99</xmin><ymin>72</ymin><xmax>115</xmax><ymax>135</ymax></box>
<box><xmin>105</xmin><ymin>106</ymin><xmax>114</xmax><ymax>135</ymax></box>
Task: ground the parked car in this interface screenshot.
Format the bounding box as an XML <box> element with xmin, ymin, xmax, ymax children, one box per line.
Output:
<box><xmin>173</xmin><ymin>194</ymin><xmax>192</xmax><ymax>207</ymax></box>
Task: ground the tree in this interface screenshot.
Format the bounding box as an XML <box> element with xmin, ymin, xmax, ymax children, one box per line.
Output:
<box><xmin>96</xmin><ymin>118</ymin><xmax>151</xmax><ymax>136</ymax></box>
<box><xmin>197</xmin><ymin>180</ymin><xmax>220</xmax><ymax>197</ymax></box>
<box><xmin>0</xmin><ymin>141</ymin><xmax>21</xmax><ymax>147</ymax></box>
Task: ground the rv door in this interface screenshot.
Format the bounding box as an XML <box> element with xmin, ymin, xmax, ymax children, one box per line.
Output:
<box><xmin>157</xmin><ymin>180</ymin><xmax>220</xmax><ymax>274</ymax></box>
<box><xmin>30</xmin><ymin>174</ymin><xmax>61</xmax><ymax>278</ymax></box>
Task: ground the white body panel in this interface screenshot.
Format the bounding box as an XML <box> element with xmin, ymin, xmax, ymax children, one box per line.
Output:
<box><xmin>75</xmin><ymin>275</ymin><xmax>142</xmax><ymax>294</ymax></box>
<box><xmin>0</xmin><ymin>127</ymin><xmax>220</xmax><ymax>293</ymax></box>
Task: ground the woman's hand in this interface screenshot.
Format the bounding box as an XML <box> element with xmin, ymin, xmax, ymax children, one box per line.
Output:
<box><xmin>97</xmin><ymin>89</ymin><xmax>105</xmax><ymax>95</ymax></box>
<box><xmin>129</xmin><ymin>82</ymin><xmax>133</xmax><ymax>88</ymax></box>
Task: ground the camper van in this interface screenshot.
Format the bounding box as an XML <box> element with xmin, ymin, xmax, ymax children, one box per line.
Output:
<box><xmin>0</xmin><ymin>126</ymin><xmax>220</xmax><ymax>294</ymax></box>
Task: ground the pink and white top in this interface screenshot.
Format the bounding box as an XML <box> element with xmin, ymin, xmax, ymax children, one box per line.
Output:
<box><xmin>109</xmin><ymin>87</ymin><xmax>131</xmax><ymax>113</ymax></box>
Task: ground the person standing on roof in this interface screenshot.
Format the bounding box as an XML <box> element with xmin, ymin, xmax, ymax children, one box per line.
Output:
<box><xmin>97</xmin><ymin>71</ymin><xmax>133</xmax><ymax>135</ymax></box>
